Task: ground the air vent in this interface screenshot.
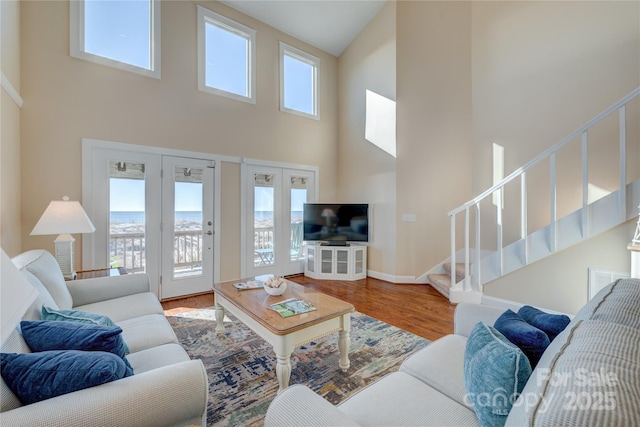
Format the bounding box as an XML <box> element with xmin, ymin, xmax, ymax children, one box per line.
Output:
<box><xmin>588</xmin><ymin>268</ymin><xmax>630</xmax><ymax>300</ymax></box>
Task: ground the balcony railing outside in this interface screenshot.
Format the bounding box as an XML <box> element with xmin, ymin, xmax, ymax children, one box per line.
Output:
<box><xmin>111</xmin><ymin>222</ymin><xmax>304</xmax><ymax>271</ymax></box>
<box><xmin>110</xmin><ymin>232</ymin><xmax>146</xmax><ymax>273</ymax></box>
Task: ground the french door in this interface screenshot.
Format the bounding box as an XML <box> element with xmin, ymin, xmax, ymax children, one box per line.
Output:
<box><xmin>160</xmin><ymin>156</ymin><xmax>214</xmax><ymax>299</ymax></box>
<box><xmin>83</xmin><ymin>144</ymin><xmax>215</xmax><ymax>299</ymax></box>
<box><xmin>245</xmin><ymin>164</ymin><xmax>316</xmax><ymax>278</ymax></box>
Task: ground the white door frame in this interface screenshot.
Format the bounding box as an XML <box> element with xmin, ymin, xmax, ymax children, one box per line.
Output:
<box><xmin>82</xmin><ymin>138</ymin><xmax>230</xmax><ymax>296</ymax></box>
<box><xmin>240</xmin><ymin>158</ymin><xmax>318</xmax><ymax>278</ymax></box>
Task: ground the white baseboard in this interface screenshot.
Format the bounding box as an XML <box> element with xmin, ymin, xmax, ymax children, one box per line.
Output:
<box><xmin>367</xmin><ymin>269</ymin><xmax>422</xmax><ymax>284</ymax></box>
<box><xmin>480</xmin><ymin>295</ymin><xmax>524</xmax><ymax>311</ymax></box>
<box><xmin>481</xmin><ymin>295</ymin><xmax>571</xmax><ymax>317</ymax></box>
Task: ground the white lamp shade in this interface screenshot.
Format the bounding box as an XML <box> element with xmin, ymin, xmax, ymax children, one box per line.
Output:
<box><xmin>1</xmin><ymin>249</ymin><xmax>39</xmax><ymax>344</ymax></box>
<box><xmin>30</xmin><ymin>198</ymin><xmax>96</xmax><ymax>235</ymax></box>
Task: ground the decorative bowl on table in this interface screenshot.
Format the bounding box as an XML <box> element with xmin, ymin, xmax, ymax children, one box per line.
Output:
<box><xmin>264</xmin><ymin>276</ymin><xmax>287</xmax><ymax>296</ymax></box>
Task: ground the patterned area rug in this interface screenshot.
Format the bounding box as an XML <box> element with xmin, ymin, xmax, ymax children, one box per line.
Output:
<box><xmin>168</xmin><ymin>308</ymin><xmax>430</xmax><ymax>426</ymax></box>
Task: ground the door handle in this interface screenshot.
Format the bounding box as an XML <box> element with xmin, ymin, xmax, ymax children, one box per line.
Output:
<box><xmin>207</xmin><ymin>231</ymin><xmax>213</xmax><ymax>235</ymax></box>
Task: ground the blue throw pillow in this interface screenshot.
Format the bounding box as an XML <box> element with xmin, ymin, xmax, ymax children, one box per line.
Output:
<box><xmin>20</xmin><ymin>321</ymin><xmax>133</xmax><ymax>376</ymax></box>
<box><xmin>464</xmin><ymin>322</ymin><xmax>532</xmax><ymax>427</ymax></box>
<box><xmin>0</xmin><ymin>350</ymin><xmax>130</xmax><ymax>405</ymax></box>
<box><xmin>41</xmin><ymin>306</ymin><xmax>130</xmax><ymax>354</ymax></box>
<box><xmin>517</xmin><ymin>305</ymin><xmax>571</xmax><ymax>342</ymax></box>
<box><xmin>494</xmin><ymin>310</ymin><xmax>550</xmax><ymax>368</ymax></box>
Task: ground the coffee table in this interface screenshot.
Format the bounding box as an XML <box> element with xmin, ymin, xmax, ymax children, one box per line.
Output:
<box><xmin>212</xmin><ymin>277</ymin><xmax>354</xmax><ymax>394</ymax></box>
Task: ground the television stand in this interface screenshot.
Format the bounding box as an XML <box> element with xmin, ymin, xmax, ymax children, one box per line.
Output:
<box><xmin>321</xmin><ymin>242</ymin><xmax>349</xmax><ymax>247</ymax></box>
<box><xmin>304</xmin><ymin>244</ymin><xmax>367</xmax><ymax>281</ymax></box>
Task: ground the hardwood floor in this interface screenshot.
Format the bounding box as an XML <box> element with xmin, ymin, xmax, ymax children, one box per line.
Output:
<box><xmin>161</xmin><ymin>275</ymin><xmax>456</xmax><ymax>342</ymax></box>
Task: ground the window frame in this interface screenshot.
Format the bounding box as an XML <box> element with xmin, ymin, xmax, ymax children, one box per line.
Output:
<box><xmin>197</xmin><ymin>5</ymin><xmax>257</xmax><ymax>104</ymax></box>
<box><xmin>69</xmin><ymin>0</ymin><xmax>161</xmax><ymax>79</ymax></box>
<box><xmin>279</xmin><ymin>42</ymin><xmax>320</xmax><ymax>120</ymax></box>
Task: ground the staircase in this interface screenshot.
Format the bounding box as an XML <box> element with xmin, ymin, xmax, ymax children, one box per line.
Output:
<box><xmin>428</xmin><ymin>263</ymin><xmax>464</xmax><ymax>298</ymax></box>
<box><xmin>428</xmin><ymin>87</ymin><xmax>640</xmax><ymax>303</ymax></box>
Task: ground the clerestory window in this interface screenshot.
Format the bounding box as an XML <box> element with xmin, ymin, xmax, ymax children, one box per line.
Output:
<box><xmin>197</xmin><ymin>6</ymin><xmax>256</xmax><ymax>104</ymax></box>
<box><xmin>279</xmin><ymin>42</ymin><xmax>320</xmax><ymax>120</ymax></box>
<box><xmin>70</xmin><ymin>0</ymin><xmax>161</xmax><ymax>79</ymax></box>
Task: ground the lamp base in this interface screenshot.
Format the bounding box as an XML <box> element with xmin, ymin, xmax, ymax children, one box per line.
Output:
<box><xmin>54</xmin><ymin>234</ymin><xmax>76</xmax><ymax>279</ymax></box>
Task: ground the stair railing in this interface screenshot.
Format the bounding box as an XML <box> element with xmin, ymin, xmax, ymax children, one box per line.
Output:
<box><xmin>448</xmin><ymin>87</ymin><xmax>640</xmax><ymax>294</ymax></box>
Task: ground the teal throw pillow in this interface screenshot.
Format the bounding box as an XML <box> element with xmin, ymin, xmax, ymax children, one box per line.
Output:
<box><xmin>41</xmin><ymin>306</ymin><xmax>129</xmax><ymax>354</ymax></box>
<box><xmin>20</xmin><ymin>320</ymin><xmax>133</xmax><ymax>376</ymax></box>
<box><xmin>464</xmin><ymin>322</ymin><xmax>532</xmax><ymax>427</ymax></box>
<box><xmin>0</xmin><ymin>350</ymin><xmax>130</xmax><ymax>405</ymax></box>
<box><xmin>517</xmin><ymin>305</ymin><xmax>570</xmax><ymax>342</ymax></box>
<box><xmin>41</xmin><ymin>305</ymin><xmax>116</xmax><ymax>326</ymax></box>
<box><xmin>494</xmin><ymin>309</ymin><xmax>550</xmax><ymax>368</ymax></box>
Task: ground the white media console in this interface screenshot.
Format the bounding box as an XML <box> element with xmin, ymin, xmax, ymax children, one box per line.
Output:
<box><xmin>304</xmin><ymin>244</ymin><xmax>367</xmax><ymax>281</ymax></box>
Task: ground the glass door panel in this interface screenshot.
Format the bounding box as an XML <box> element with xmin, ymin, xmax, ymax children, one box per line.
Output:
<box><xmin>254</xmin><ymin>173</ymin><xmax>275</xmax><ymax>267</ymax></box>
<box><xmin>108</xmin><ymin>161</ymin><xmax>146</xmax><ymax>274</ymax></box>
<box><xmin>281</xmin><ymin>169</ymin><xmax>315</xmax><ymax>276</ymax></box>
<box><xmin>173</xmin><ymin>168</ymin><xmax>204</xmax><ymax>278</ymax></box>
<box><xmin>290</xmin><ymin>177</ymin><xmax>307</xmax><ymax>262</ymax></box>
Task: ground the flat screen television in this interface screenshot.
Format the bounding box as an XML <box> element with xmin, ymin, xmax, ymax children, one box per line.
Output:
<box><xmin>303</xmin><ymin>203</ymin><xmax>369</xmax><ymax>245</ymax></box>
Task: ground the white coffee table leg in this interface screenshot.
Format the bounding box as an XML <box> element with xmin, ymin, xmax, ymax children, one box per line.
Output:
<box><xmin>273</xmin><ymin>336</ymin><xmax>295</xmax><ymax>394</ymax></box>
<box><xmin>214</xmin><ymin>302</ymin><xmax>225</xmax><ymax>334</ymax></box>
<box><xmin>338</xmin><ymin>314</ymin><xmax>351</xmax><ymax>371</ymax></box>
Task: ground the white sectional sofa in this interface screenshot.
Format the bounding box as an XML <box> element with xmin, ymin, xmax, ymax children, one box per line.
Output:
<box><xmin>265</xmin><ymin>278</ymin><xmax>640</xmax><ymax>426</ymax></box>
<box><xmin>0</xmin><ymin>250</ymin><xmax>208</xmax><ymax>427</ymax></box>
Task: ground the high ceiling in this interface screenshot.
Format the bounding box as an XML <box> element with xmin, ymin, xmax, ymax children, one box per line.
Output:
<box><xmin>220</xmin><ymin>0</ymin><xmax>387</xmax><ymax>57</ymax></box>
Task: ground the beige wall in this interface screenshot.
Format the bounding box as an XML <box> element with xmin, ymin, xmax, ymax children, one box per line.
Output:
<box><xmin>13</xmin><ymin>0</ymin><xmax>639</xmax><ymax>305</ymax></box>
<box><xmin>395</xmin><ymin>1</ymin><xmax>473</xmax><ymax>278</ymax></box>
<box><xmin>19</xmin><ymin>1</ymin><xmax>338</xmax><ymax>279</ymax></box>
<box><xmin>473</xmin><ymin>1</ymin><xmax>640</xmax><ymax>311</ymax></box>
<box><xmin>1</xmin><ymin>0</ymin><xmax>22</xmax><ymax>256</ymax></box>
<box><xmin>337</xmin><ymin>2</ymin><xmax>396</xmax><ymax>275</ymax></box>
<box><xmin>472</xmin><ymin>1</ymin><xmax>640</xmax><ymax>246</ymax></box>
<box><xmin>485</xmin><ymin>219</ymin><xmax>636</xmax><ymax>314</ymax></box>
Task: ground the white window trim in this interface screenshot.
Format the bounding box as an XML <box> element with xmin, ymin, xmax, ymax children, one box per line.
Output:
<box><xmin>197</xmin><ymin>5</ymin><xmax>257</xmax><ymax>104</ymax></box>
<box><xmin>279</xmin><ymin>41</ymin><xmax>320</xmax><ymax>120</ymax></box>
<box><xmin>69</xmin><ymin>0</ymin><xmax>161</xmax><ymax>79</ymax></box>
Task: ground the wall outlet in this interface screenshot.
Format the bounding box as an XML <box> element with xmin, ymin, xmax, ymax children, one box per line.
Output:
<box><xmin>401</xmin><ymin>214</ymin><xmax>416</xmax><ymax>222</ymax></box>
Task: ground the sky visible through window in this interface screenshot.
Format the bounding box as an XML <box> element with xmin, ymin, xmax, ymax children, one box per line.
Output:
<box><xmin>111</xmin><ymin>179</ymin><xmax>305</xmax><ymax>213</ymax></box>
<box><xmin>110</xmin><ymin>179</ymin><xmax>202</xmax><ymax>212</ymax></box>
<box><xmin>284</xmin><ymin>55</ymin><xmax>313</xmax><ymax>115</ymax></box>
<box><xmin>84</xmin><ymin>0</ymin><xmax>151</xmax><ymax>69</ymax></box>
<box><xmin>91</xmin><ymin>2</ymin><xmax>313</xmax><ymax>212</ymax></box>
<box><xmin>205</xmin><ymin>22</ymin><xmax>249</xmax><ymax>97</ymax></box>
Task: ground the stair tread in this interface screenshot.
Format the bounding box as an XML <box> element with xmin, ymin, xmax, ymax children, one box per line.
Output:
<box><xmin>427</xmin><ymin>274</ymin><xmax>452</xmax><ymax>299</ymax></box>
<box><xmin>443</xmin><ymin>263</ymin><xmax>466</xmax><ymax>282</ymax></box>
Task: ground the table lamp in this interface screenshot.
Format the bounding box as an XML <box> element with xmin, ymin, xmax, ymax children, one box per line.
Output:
<box><xmin>30</xmin><ymin>196</ymin><xmax>96</xmax><ymax>279</ymax></box>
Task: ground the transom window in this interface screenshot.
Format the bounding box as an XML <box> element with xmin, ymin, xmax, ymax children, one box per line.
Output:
<box><xmin>197</xmin><ymin>6</ymin><xmax>256</xmax><ymax>104</ymax></box>
<box><xmin>70</xmin><ymin>0</ymin><xmax>161</xmax><ymax>79</ymax></box>
<box><xmin>279</xmin><ymin>42</ymin><xmax>320</xmax><ymax>120</ymax></box>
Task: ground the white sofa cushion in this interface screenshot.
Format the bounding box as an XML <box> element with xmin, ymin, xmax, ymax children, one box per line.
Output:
<box><xmin>338</xmin><ymin>371</ymin><xmax>480</xmax><ymax>426</ymax></box>
<box><xmin>400</xmin><ymin>334</ymin><xmax>472</xmax><ymax>409</ymax></box>
<box><xmin>74</xmin><ymin>292</ymin><xmax>164</xmax><ymax>323</ymax></box>
<box><xmin>12</xmin><ymin>250</ymin><xmax>73</xmax><ymax>309</ymax></box>
<box><xmin>117</xmin><ymin>314</ymin><xmax>179</xmax><ymax>353</ymax></box>
<box><xmin>126</xmin><ymin>343</ymin><xmax>191</xmax><ymax>374</ymax></box>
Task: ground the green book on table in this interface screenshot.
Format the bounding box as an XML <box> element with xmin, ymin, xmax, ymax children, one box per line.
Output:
<box><xmin>269</xmin><ymin>298</ymin><xmax>317</xmax><ymax>318</ymax></box>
